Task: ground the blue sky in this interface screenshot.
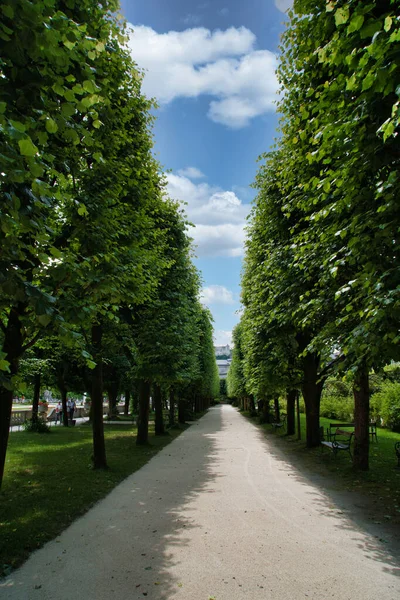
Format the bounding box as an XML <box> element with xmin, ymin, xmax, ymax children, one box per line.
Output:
<box><xmin>119</xmin><ymin>0</ymin><xmax>292</xmax><ymax>345</ymax></box>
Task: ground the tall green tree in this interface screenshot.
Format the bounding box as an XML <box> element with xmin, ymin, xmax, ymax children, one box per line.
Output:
<box><xmin>0</xmin><ymin>0</ymin><xmax>123</xmax><ymax>486</ymax></box>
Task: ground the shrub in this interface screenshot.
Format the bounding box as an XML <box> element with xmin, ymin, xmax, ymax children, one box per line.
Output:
<box><xmin>371</xmin><ymin>381</ymin><xmax>400</xmax><ymax>431</ymax></box>
<box><xmin>23</xmin><ymin>417</ymin><xmax>50</xmax><ymax>434</ymax></box>
<box><xmin>319</xmin><ymin>395</ymin><xmax>354</xmax><ymax>421</ymax></box>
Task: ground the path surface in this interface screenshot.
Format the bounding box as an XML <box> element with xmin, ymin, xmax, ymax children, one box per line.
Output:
<box><xmin>2</xmin><ymin>405</ymin><xmax>400</xmax><ymax>599</ymax></box>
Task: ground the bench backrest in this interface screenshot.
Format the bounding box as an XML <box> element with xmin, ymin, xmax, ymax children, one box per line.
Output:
<box><xmin>334</xmin><ymin>429</ymin><xmax>354</xmax><ymax>443</ymax></box>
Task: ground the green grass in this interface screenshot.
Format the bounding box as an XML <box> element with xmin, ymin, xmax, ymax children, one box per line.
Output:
<box><xmin>244</xmin><ymin>411</ymin><xmax>400</xmax><ymax>523</ymax></box>
<box><xmin>0</xmin><ymin>422</ymin><xmax>186</xmax><ymax>577</ymax></box>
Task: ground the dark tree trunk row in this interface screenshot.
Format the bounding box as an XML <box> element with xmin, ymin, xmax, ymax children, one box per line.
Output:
<box><xmin>286</xmin><ymin>389</ymin><xmax>296</xmax><ymax>436</ymax></box>
<box><xmin>0</xmin><ymin>304</ymin><xmax>25</xmax><ymax>489</ymax></box>
<box><xmin>137</xmin><ymin>379</ymin><xmax>150</xmax><ymax>445</ymax></box>
<box><xmin>153</xmin><ymin>383</ymin><xmax>165</xmax><ymax>435</ymax></box>
<box><xmin>353</xmin><ymin>363</ymin><xmax>370</xmax><ymax>471</ymax></box>
<box><xmin>32</xmin><ymin>372</ymin><xmax>41</xmax><ymax>425</ymax></box>
<box><xmin>91</xmin><ymin>322</ymin><xmax>107</xmax><ymax>469</ymax></box>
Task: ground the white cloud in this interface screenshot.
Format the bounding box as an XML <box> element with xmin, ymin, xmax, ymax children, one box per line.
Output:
<box><xmin>201</xmin><ymin>285</ymin><xmax>235</xmax><ymax>305</ymax></box>
<box><xmin>177</xmin><ymin>166</ymin><xmax>205</xmax><ymax>179</ymax></box>
<box><xmin>166</xmin><ymin>172</ymin><xmax>250</xmax><ymax>257</ymax></box>
<box><xmin>275</xmin><ymin>0</ymin><xmax>293</xmax><ymax>13</ymax></box>
<box><xmin>127</xmin><ymin>24</ymin><xmax>278</xmax><ymax>128</ymax></box>
<box><xmin>220</xmin><ymin>8</ymin><xmax>229</xmax><ymax>16</ymax></box>
<box><xmin>213</xmin><ymin>329</ymin><xmax>233</xmax><ymax>346</ymax></box>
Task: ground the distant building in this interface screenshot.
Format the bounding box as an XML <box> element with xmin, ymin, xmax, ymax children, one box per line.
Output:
<box><xmin>214</xmin><ymin>344</ymin><xmax>231</xmax><ymax>357</ymax></box>
<box><xmin>216</xmin><ymin>359</ymin><xmax>231</xmax><ymax>379</ymax></box>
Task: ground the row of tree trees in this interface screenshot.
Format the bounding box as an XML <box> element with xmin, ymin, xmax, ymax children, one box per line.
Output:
<box><xmin>228</xmin><ymin>0</ymin><xmax>399</xmax><ymax>470</ymax></box>
<box><xmin>0</xmin><ymin>0</ymin><xmax>219</xmax><ymax>489</ymax></box>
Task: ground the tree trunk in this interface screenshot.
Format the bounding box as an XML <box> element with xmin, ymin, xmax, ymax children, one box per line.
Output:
<box><xmin>60</xmin><ymin>386</ymin><xmax>68</xmax><ymax>426</ymax></box>
<box><xmin>0</xmin><ymin>305</ymin><xmax>24</xmax><ymax>489</ymax></box>
<box><xmin>91</xmin><ymin>322</ymin><xmax>107</xmax><ymax>469</ymax></box>
<box><xmin>169</xmin><ymin>387</ymin><xmax>175</xmax><ymax>427</ymax></box>
<box><xmin>153</xmin><ymin>383</ymin><xmax>165</xmax><ymax>435</ymax></box>
<box><xmin>274</xmin><ymin>397</ymin><xmax>280</xmax><ymax>422</ymax></box>
<box><xmin>136</xmin><ymin>379</ymin><xmax>150</xmax><ymax>445</ymax></box>
<box><xmin>286</xmin><ymin>389</ymin><xmax>296</xmax><ymax>435</ymax></box>
<box><xmin>353</xmin><ymin>363</ymin><xmax>370</xmax><ymax>471</ymax></box>
<box><xmin>301</xmin><ymin>351</ymin><xmax>324</xmax><ymax>448</ymax></box>
<box><xmin>261</xmin><ymin>397</ymin><xmax>271</xmax><ymax>423</ymax></box>
<box><xmin>32</xmin><ymin>372</ymin><xmax>41</xmax><ymax>425</ymax></box>
<box><xmin>106</xmin><ymin>382</ymin><xmax>119</xmax><ymax>419</ymax></box>
<box><xmin>124</xmin><ymin>389</ymin><xmax>130</xmax><ymax>416</ymax></box>
<box><xmin>249</xmin><ymin>395</ymin><xmax>256</xmax><ymax>416</ymax></box>
<box><xmin>296</xmin><ymin>391</ymin><xmax>301</xmax><ymax>440</ymax></box>
<box><xmin>178</xmin><ymin>397</ymin><xmax>186</xmax><ymax>424</ymax></box>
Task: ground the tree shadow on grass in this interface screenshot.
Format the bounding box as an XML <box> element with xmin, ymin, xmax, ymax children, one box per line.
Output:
<box><xmin>0</xmin><ymin>408</ymin><xmax>224</xmax><ymax>599</ymax></box>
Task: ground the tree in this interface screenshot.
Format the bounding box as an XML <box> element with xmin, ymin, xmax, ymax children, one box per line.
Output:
<box><xmin>0</xmin><ymin>0</ymin><xmax>123</xmax><ymax>487</ymax></box>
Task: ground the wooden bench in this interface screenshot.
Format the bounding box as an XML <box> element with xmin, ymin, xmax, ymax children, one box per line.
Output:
<box><xmin>271</xmin><ymin>413</ymin><xmax>287</xmax><ymax>432</ymax></box>
<box><xmin>321</xmin><ymin>428</ymin><xmax>354</xmax><ymax>459</ymax></box>
<box><xmin>327</xmin><ymin>422</ymin><xmax>377</xmax><ymax>443</ymax></box>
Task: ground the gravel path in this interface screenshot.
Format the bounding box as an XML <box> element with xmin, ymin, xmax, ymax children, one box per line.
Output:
<box><xmin>1</xmin><ymin>404</ymin><xmax>399</xmax><ymax>599</ymax></box>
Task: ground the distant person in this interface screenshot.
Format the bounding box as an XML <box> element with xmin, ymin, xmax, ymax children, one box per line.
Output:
<box><xmin>55</xmin><ymin>401</ymin><xmax>62</xmax><ymax>424</ymax></box>
<box><xmin>67</xmin><ymin>398</ymin><xmax>76</xmax><ymax>423</ymax></box>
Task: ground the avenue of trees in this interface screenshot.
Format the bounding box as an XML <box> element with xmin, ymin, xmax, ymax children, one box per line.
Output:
<box><xmin>0</xmin><ymin>0</ymin><xmax>219</xmax><ymax>489</ymax></box>
<box><xmin>228</xmin><ymin>0</ymin><xmax>400</xmax><ymax>470</ymax></box>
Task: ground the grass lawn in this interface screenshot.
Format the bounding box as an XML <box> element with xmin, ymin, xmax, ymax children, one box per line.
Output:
<box><xmin>0</xmin><ymin>422</ymin><xmax>186</xmax><ymax>577</ymax></box>
<box><xmin>244</xmin><ymin>411</ymin><xmax>400</xmax><ymax>524</ymax></box>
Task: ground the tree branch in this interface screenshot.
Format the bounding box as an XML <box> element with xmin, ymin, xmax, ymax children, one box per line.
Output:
<box><xmin>22</xmin><ymin>330</ymin><xmax>42</xmax><ymax>353</ymax></box>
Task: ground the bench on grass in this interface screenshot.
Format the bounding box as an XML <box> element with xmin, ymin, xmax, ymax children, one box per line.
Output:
<box><xmin>321</xmin><ymin>428</ymin><xmax>353</xmax><ymax>459</ymax></box>
<box><xmin>327</xmin><ymin>421</ymin><xmax>378</xmax><ymax>443</ymax></box>
<box><xmin>271</xmin><ymin>413</ymin><xmax>287</xmax><ymax>432</ymax></box>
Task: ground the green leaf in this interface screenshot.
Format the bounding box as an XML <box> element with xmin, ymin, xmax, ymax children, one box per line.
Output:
<box><xmin>348</xmin><ymin>14</ymin><xmax>364</xmax><ymax>33</ymax></box>
<box><xmin>0</xmin><ymin>359</ymin><xmax>10</xmax><ymax>373</ymax></box>
<box><xmin>2</xmin><ymin>4</ymin><xmax>14</xmax><ymax>18</ymax></box>
<box><xmin>0</xmin><ymin>101</ymin><xmax>6</xmax><ymax>113</ymax></box>
<box><xmin>10</xmin><ymin>120</ymin><xmax>26</xmax><ymax>132</ymax></box>
<box><xmin>37</xmin><ymin>314</ymin><xmax>52</xmax><ymax>327</ymax></box>
<box><xmin>384</xmin><ymin>16</ymin><xmax>392</xmax><ymax>32</ymax></box>
<box><xmin>77</xmin><ymin>204</ymin><xmax>88</xmax><ymax>216</ymax></box>
<box><xmin>362</xmin><ymin>72</ymin><xmax>375</xmax><ymax>91</ymax></box>
<box><xmin>335</xmin><ymin>7</ymin><xmax>349</xmax><ymax>26</ymax></box>
<box><xmin>18</xmin><ymin>138</ymin><xmax>38</xmax><ymax>156</ymax></box>
<box><xmin>45</xmin><ymin>118</ymin><xmax>58</xmax><ymax>134</ymax></box>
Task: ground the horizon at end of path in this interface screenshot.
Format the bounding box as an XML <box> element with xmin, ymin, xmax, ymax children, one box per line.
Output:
<box><xmin>1</xmin><ymin>404</ymin><xmax>400</xmax><ymax>600</ymax></box>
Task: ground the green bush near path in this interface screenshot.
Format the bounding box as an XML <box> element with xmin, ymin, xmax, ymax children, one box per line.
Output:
<box><xmin>245</xmin><ymin>411</ymin><xmax>400</xmax><ymax>524</ymax></box>
<box><xmin>0</xmin><ymin>424</ymin><xmax>186</xmax><ymax>577</ymax></box>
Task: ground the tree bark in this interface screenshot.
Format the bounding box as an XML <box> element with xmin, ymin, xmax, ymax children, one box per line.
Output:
<box><xmin>353</xmin><ymin>363</ymin><xmax>370</xmax><ymax>471</ymax></box>
<box><xmin>296</xmin><ymin>391</ymin><xmax>301</xmax><ymax>440</ymax></box>
<box><xmin>301</xmin><ymin>350</ymin><xmax>324</xmax><ymax>448</ymax></box>
<box><xmin>124</xmin><ymin>389</ymin><xmax>130</xmax><ymax>416</ymax></box>
<box><xmin>91</xmin><ymin>322</ymin><xmax>107</xmax><ymax>469</ymax></box>
<box><xmin>32</xmin><ymin>372</ymin><xmax>41</xmax><ymax>425</ymax></box>
<box><xmin>273</xmin><ymin>397</ymin><xmax>280</xmax><ymax>422</ymax></box>
<box><xmin>153</xmin><ymin>383</ymin><xmax>165</xmax><ymax>435</ymax></box>
<box><xmin>169</xmin><ymin>387</ymin><xmax>175</xmax><ymax>427</ymax></box>
<box><xmin>136</xmin><ymin>379</ymin><xmax>150</xmax><ymax>445</ymax></box>
<box><xmin>106</xmin><ymin>381</ymin><xmax>119</xmax><ymax>419</ymax></box>
<box><xmin>286</xmin><ymin>389</ymin><xmax>296</xmax><ymax>435</ymax></box>
<box><xmin>178</xmin><ymin>396</ymin><xmax>186</xmax><ymax>424</ymax></box>
<box><xmin>249</xmin><ymin>394</ymin><xmax>257</xmax><ymax>416</ymax></box>
<box><xmin>261</xmin><ymin>397</ymin><xmax>271</xmax><ymax>423</ymax></box>
<box><xmin>0</xmin><ymin>305</ymin><xmax>24</xmax><ymax>489</ymax></box>
<box><xmin>60</xmin><ymin>386</ymin><xmax>68</xmax><ymax>426</ymax></box>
